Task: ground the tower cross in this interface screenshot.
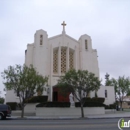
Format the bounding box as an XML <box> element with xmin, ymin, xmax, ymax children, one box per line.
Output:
<box><xmin>61</xmin><ymin>21</ymin><xmax>67</xmax><ymax>33</ymax></box>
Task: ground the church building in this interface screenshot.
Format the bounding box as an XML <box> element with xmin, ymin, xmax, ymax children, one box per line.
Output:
<box><xmin>5</xmin><ymin>21</ymin><xmax>115</xmax><ymax>105</ymax></box>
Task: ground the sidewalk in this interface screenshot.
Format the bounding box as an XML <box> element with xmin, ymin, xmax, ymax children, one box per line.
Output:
<box><xmin>9</xmin><ymin>112</ymin><xmax>130</xmax><ymax>120</ymax></box>
<box><xmin>87</xmin><ymin>112</ymin><xmax>130</xmax><ymax>119</ymax></box>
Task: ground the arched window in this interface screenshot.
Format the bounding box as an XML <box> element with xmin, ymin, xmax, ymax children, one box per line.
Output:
<box><xmin>85</xmin><ymin>39</ymin><xmax>88</xmax><ymax>49</ymax></box>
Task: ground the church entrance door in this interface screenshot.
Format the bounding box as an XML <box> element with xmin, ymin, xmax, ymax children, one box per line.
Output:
<box><xmin>53</xmin><ymin>87</ymin><xmax>70</xmax><ymax>102</ymax></box>
<box><xmin>53</xmin><ymin>91</ymin><xmax>58</xmax><ymax>101</ymax></box>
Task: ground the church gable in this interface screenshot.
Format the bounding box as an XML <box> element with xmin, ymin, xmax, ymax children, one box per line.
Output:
<box><xmin>48</xmin><ymin>34</ymin><xmax>79</xmax><ymax>50</ymax></box>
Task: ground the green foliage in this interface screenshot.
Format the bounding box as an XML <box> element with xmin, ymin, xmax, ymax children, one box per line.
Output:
<box><xmin>6</xmin><ymin>102</ymin><xmax>17</xmax><ymax>110</ymax></box>
<box><xmin>58</xmin><ymin>69</ymin><xmax>101</xmax><ymax>102</ymax></box>
<box><xmin>25</xmin><ymin>96</ymin><xmax>48</xmax><ymax>103</ymax></box>
<box><xmin>36</xmin><ymin>102</ymin><xmax>70</xmax><ymax>107</ymax></box>
<box><xmin>127</xmin><ymin>90</ymin><xmax>130</xmax><ymax>96</ymax></box>
<box><xmin>111</xmin><ymin>76</ymin><xmax>130</xmax><ymax>99</ymax></box>
<box><xmin>82</xmin><ymin>97</ymin><xmax>105</xmax><ymax>103</ymax></box>
<box><xmin>109</xmin><ymin>103</ymin><xmax>116</xmax><ymax>109</ymax></box>
<box><xmin>1</xmin><ymin>65</ymin><xmax>48</xmax><ymax>99</ymax></box>
<box><xmin>75</xmin><ymin>97</ymin><xmax>105</xmax><ymax>107</ymax></box>
<box><xmin>57</xmin><ymin>69</ymin><xmax>101</xmax><ymax>118</ymax></box>
<box><xmin>1</xmin><ymin>64</ymin><xmax>48</xmax><ymax>118</ymax></box>
<box><xmin>105</xmin><ymin>73</ymin><xmax>112</xmax><ymax>86</ymax></box>
<box><xmin>0</xmin><ymin>97</ymin><xmax>5</xmax><ymax>104</ymax></box>
<box><xmin>109</xmin><ymin>76</ymin><xmax>130</xmax><ymax>110</ymax></box>
<box><xmin>105</xmin><ymin>103</ymin><xmax>117</xmax><ymax>109</ymax></box>
<box><xmin>75</xmin><ymin>102</ymin><xmax>105</xmax><ymax>107</ymax></box>
<box><xmin>91</xmin><ymin>97</ymin><xmax>105</xmax><ymax>103</ymax></box>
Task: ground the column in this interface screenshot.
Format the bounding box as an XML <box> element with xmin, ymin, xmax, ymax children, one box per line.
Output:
<box><xmin>58</xmin><ymin>45</ymin><xmax>61</xmax><ymax>75</ymax></box>
<box><xmin>50</xmin><ymin>45</ymin><xmax>53</xmax><ymax>101</ymax></box>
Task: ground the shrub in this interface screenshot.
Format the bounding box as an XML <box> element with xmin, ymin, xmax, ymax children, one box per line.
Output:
<box><xmin>75</xmin><ymin>102</ymin><xmax>105</xmax><ymax>107</ymax></box>
<box><xmin>82</xmin><ymin>97</ymin><xmax>105</xmax><ymax>103</ymax></box>
<box><xmin>91</xmin><ymin>97</ymin><xmax>105</xmax><ymax>103</ymax></box>
<box><xmin>109</xmin><ymin>103</ymin><xmax>116</xmax><ymax>109</ymax></box>
<box><xmin>104</xmin><ymin>103</ymin><xmax>117</xmax><ymax>109</ymax></box>
<box><xmin>6</xmin><ymin>102</ymin><xmax>17</xmax><ymax>110</ymax></box>
<box><xmin>25</xmin><ymin>96</ymin><xmax>48</xmax><ymax>103</ymax></box>
<box><xmin>82</xmin><ymin>97</ymin><xmax>91</xmax><ymax>102</ymax></box>
<box><xmin>0</xmin><ymin>98</ymin><xmax>5</xmax><ymax>104</ymax></box>
<box><xmin>36</xmin><ymin>102</ymin><xmax>70</xmax><ymax>107</ymax></box>
<box><xmin>104</xmin><ymin>105</ymin><xmax>110</xmax><ymax>109</ymax></box>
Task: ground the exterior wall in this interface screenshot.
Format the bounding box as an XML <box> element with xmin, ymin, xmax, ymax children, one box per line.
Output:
<box><xmin>78</xmin><ymin>34</ymin><xmax>99</xmax><ymax>77</ymax></box>
<box><xmin>97</xmin><ymin>86</ymin><xmax>115</xmax><ymax>105</ymax></box>
<box><xmin>33</xmin><ymin>30</ymin><xmax>49</xmax><ymax>76</ymax></box>
<box><xmin>6</xmin><ymin>28</ymin><xmax>115</xmax><ymax>104</ymax></box>
<box><xmin>5</xmin><ymin>90</ymin><xmax>20</xmax><ymax>103</ymax></box>
<box><xmin>24</xmin><ymin>103</ymin><xmax>38</xmax><ymax>113</ymax></box>
<box><xmin>36</xmin><ymin>107</ymin><xmax>105</xmax><ymax>117</ymax></box>
<box><xmin>25</xmin><ymin>44</ymin><xmax>34</xmax><ymax>66</ymax></box>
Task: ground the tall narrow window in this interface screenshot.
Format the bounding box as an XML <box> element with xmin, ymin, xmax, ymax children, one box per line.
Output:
<box><xmin>53</xmin><ymin>49</ymin><xmax>58</xmax><ymax>73</ymax></box>
<box><xmin>16</xmin><ymin>90</ymin><xmax>19</xmax><ymax>97</ymax></box>
<box><xmin>40</xmin><ymin>35</ymin><xmax>43</xmax><ymax>45</ymax></box>
<box><xmin>105</xmin><ymin>90</ymin><xmax>107</xmax><ymax>98</ymax></box>
<box><xmin>85</xmin><ymin>39</ymin><xmax>88</xmax><ymax>49</ymax></box>
<box><xmin>69</xmin><ymin>50</ymin><xmax>74</xmax><ymax>69</ymax></box>
<box><xmin>61</xmin><ymin>47</ymin><xmax>67</xmax><ymax>73</ymax></box>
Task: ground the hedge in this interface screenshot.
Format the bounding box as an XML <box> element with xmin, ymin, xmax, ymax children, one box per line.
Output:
<box><xmin>6</xmin><ymin>102</ymin><xmax>17</xmax><ymax>110</ymax></box>
<box><xmin>105</xmin><ymin>103</ymin><xmax>116</xmax><ymax>109</ymax></box>
<box><xmin>75</xmin><ymin>102</ymin><xmax>106</xmax><ymax>107</ymax></box>
<box><xmin>91</xmin><ymin>97</ymin><xmax>105</xmax><ymax>103</ymax></box>
<box><xmin>82</xmin><ymin>97</ymin><xmax>105</xmax><ymax>103</ymax></box>
<box><xmin>25</xmin><ymin>96</ymin><xmax>48</xmax><ymax>103</ymax></box>
<box><xmin>36</xmin><ymin>102</ymin><xmax>70</xmax><ymax>107</ymax></box>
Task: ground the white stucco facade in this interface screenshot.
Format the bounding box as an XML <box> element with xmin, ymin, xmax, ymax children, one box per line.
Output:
<box><xmin>97</xmin><ymin>86</ymin><xmax>115</xmax><ymax>105</ymax></box>
<box><xmin>24</xmin><ymin>24</ymin><xmax>99</xmax><ymax>102</ymax></box>
<box><xmin>5</xmin><ymin>22</ymin><xmax>115</xmax><ymax>105</ymax></box>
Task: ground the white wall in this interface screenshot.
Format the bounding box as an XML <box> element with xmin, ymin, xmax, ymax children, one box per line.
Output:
<box><xmin>5</xmin><ymin>90</ymin><xmax>19</xmax><ymax>103</ymax></box>
<box><xmin>78</xmin><ymin>34</ymin><xmax>99</xmax><ymax>78</ymax></box>
<box><xmin>25</xmin><ymin>44</ymin><xmax>34</xmax><ymax>66</ymax></box>
<box><xmin>24</xmin><ymin>103</ymin><xmax>38</xmax><ymax>113</ymax></box>
<box><xmin>97</xmin><ymin>86</ymin><xmax>115</xmax><ymax>105</ymax></box>
<box><xmin>36</xmin><ymin>107</ymin><xmax>105</xmax><ymax>117</ymax></box>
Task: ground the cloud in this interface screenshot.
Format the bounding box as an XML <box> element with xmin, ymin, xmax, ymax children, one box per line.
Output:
<box><xmin>0</xmin><ymin>0</ymin><xmax>130</xmax><ymax>97</ymax></box>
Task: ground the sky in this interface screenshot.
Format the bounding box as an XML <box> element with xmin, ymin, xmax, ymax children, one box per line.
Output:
<box><xmin>0</xmin><ymin>0</ymin><xmax>130</xmax><ymax>97</ymax></box>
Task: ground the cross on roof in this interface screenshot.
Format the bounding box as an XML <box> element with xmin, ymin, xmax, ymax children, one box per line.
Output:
<box><xmin>61</xmin><ymin>21</ymin><xmax>67</xmax><ymax>33</ymax></box>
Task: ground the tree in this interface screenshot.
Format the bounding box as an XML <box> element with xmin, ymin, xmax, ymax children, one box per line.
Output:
<box><xmin>0</xmin><ymin>97</ymin><xmax>5</xmax><ymax>104</ymax></box>
<box><xmin>110</xmin><ymin>76</ymin><xmax>130</xmax><ymax>110</ymax></box>
<box><xmin>105</xmin><ymin>73</ymin><xmax>112</xmax><ymax>86</ymax></box>
<box><xmin>57</xmin><ymin>69</ymin><xmax>101</xmax><ymax>118</ymax></box>
<box><xmin>1</xmin><ymin>65</ymin><xmax>48</xmax><ymax>118</ymax></box>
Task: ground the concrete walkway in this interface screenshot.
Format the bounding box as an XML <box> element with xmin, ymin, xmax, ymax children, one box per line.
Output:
<box><xmin>9</xmin><ymin>111</ymin><xmax>130</xmax><ymax>120</ymax></box>
<box><xmin>87</xmin><ymin>112</ymin><xmax>130</xmax><ymax>119</ymax></box>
